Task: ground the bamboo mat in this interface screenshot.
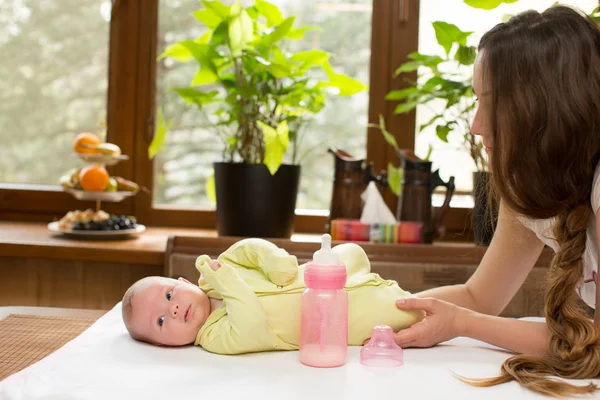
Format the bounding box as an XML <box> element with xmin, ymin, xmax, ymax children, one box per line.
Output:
<box><xmin>0</xmin><ymin>314</ymin><xmax>98</xmax><ymax>381</ymax></box>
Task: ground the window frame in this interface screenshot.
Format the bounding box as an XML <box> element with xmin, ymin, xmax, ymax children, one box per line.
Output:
<box><xmin>0</xmin><ymin>0</ymin><xmax>472</xmax><ymax>238</ymax></box>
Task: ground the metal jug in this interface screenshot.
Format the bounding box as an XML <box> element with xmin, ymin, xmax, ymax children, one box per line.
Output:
<box><xmin>396</xmin><ymin>150</ymin><xmax>455</xmax><ymax>243</ymax></box>
<box><xmin>327</xmin><ymin>148</ymin><xmax>387</xmax><ymax>231</ymax></box>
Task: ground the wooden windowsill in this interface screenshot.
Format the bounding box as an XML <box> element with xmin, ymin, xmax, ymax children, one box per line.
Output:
<box><xmin>0</xmin><ymin>221</ymin><xmax>487</xmax><ymax>266</ymax></box>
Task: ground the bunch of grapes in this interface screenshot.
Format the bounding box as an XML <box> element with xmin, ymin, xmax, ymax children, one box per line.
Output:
<box><xmin>72</xmin><ymin>215</ymin><xmax>137</xmax><ymax>231</ymax></box>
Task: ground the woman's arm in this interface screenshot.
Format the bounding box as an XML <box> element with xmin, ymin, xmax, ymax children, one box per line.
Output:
<box><xmin>416</xmin><ymin>202</ymin><xmax>545</xmax><ymax>315</ymax></box>
<box><xmin>395</xmin><ymin>297</ymin><xmax>550</xmax><ymax>356</ymax></box>
<box><xmin>393</xmin><ymin>202</ymin><xmax>552</xmax><ymax>356</ymax></box>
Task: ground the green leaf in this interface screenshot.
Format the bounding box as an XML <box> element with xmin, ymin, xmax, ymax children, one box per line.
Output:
<box><xmin>421</xmin><ymin>76</ymin><xmax>444</xmax><ymax>92</ymax></box>
<box><xmin>228</xmin><ymin>9</ymin><xmax>253</xmax><ymax>56</ymax></box>
<box><xmin>395</xmin><ymin>61</ymin><xmax>422</xmax><ymax>74</ymax></box>
<box><xmin>419</xmin><ymin>114</ymin><xmax>442</xmax><ymax>132</ymax></box>
<box><xmin>148</xmin><ymin>108</ymin><xmax>173</xmax><ymax>160</ymax></box>
<box><xmin>230</xmin><ymin>1</ymin><xmax>242</xmax><ymax>16</ymax></box>
<box><xmin>267</xmin><ymin>16</ymin><xmax>295</xmax><ymax>45</ymax></box>
<box><xmin>290</xmin><ymin>49</ymin><xmax>329</xmax><ymax>69</ymax></box>
<box><xmin>385</xmin><ymin>87</ymin><xmax>418</xmax><ymax>101</ymax></box>
<box><xmin>176</xmin><ymin>41</ymin><xmax>219</xmax><ymax>74</ymax></box>
<box><xmin>269</xmin><ymin>63</ymin><xmax>290</xmax><ymax>78</ymax></box>
<box><xmin>172</xmin><ymin>88</ymin><xmax>218</xmax><ymax>106</ymax></box>
<box><xmin>206</xmin><ymin>172</ymin><xmax>216</xmax><ymax>205</ymax></box>
<box><xmin>211</xmin><ymin>22</ymin><xmax>229</xmax><ymax>46</ymax></box>
<box><xmin>394</xmin><ymin>101</ymin><xmax>418</xmax><ymax>114</ymax></box>
<box><xmin>464</xmin><ymin>0</ymin><xmax>518</xmax><ymax>10</ymax></box>
<box><xmin>395</xmin><ymin>55</ymin><xmax>444</xmax><ymax>75</ymax></box>
<box><xmin>259</xmin><ymin>120</ymin><xmax>290</xmax><ymax>175</ymax></box>
<box><xmin>158</xmin><ymin>42</ymin><xmax>193</xmax><ymax>62</ymax></box>
<box><xmin>196</xmin><ymin>30</ymin><xmax>213</xmax><ymax>45</ymax></box>
<box><xmin>455</xmin><ymin>45</ymin><xmax>477</xmax><ymax>65</ymax></box>
<box><xmin>502</xmin><ymin>13</ymin><xmax>514</xmax><ymax>22</ymax></box>
<box><xmin>424</xmin><ymin>145</ymin><xmax>433</xmax><ymax>161</ymax></box>
<box><xmin>193</xmin><ymin>8</ymin><xmax>222</xmax><ymax>30</ymax></box>
<box><xmin>432</xmin><ymin>21</ymin><xmax>472</xmax><ymax>55</ymax></box>
<box><xmin>328</xmin><ymin>74</ymin><xmax>367</xmax><ymax>96</ymax></box>
<box><xmin>377</xmin><ymin>114</ymin><xmax>399</xmax><ymax>150</ymax></box>
<box><xmin>322</xmin><ymin>62</ymin><xmax>366</xmax><ymax>96</ymax></box>
<box><xmin>286</xmin><ymin>26</ymin><xmax>320</xmax><ymax>40</ymax></box>
<box><xmin>225</xmin><ymin>136</ymin><xmax>238</xmax><ymax>153</ymax></box>
<box><xmin>256</xmin><ymin>0</ymin><xmax>283</xmax><ymax>26</ymax></box>
<box><xmin>191</xmin><ymin>68</ymin><xmax>219</xmax><ymax>86</ymax></box>
<box><xmin>246</xmin><ymin>6</ymin><xmax>259</xmax><ymax>20</ymax></box>
<box><xmin>387</xmin><ymin>163</ymin><xmax>403</xmax><ymax>197</ymax></box>
<box><xmin>201</xmin><ymin>0</ymin><xmax>230</xmax><ymax>18</ymax></box>
<box><xmin>436</xmin><ymin>124</ymin><xmax>451</xmax><ymax>142</ymax></box>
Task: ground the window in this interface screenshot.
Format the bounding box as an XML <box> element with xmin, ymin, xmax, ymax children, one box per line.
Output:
<box><xmin>0</xmin><ymin>0</ymin><xmax>469</xmax><ymax>237</ymax></box>
<box><xmin>0</xmin><ymin>0</ymin><xmax>111</xmax><ymax>186</ymax></box>
<box><xmin>154</xmin><ymin>0</ymin><xmax>372</xmax><ymax>211</ymax></box>
<box><xmin>416</xmin><ymin>0</ymin><xmax>600</xmax><ymax>198</ymax></box>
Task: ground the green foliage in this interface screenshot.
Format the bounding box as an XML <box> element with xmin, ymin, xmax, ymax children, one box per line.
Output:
<box><xmin>157</xmin><ymin>0</ymin><xmax>366</xmax><ymax>175</ymax></box>
<box><xmin>463</xmin><ymin>0</ymin><xmax>518</xmax><ymax>10</ymax></box>
<box><xmin>383</xmin><ymin>20</ymin><xmax>487</xmax><ymax>173</ymax></box>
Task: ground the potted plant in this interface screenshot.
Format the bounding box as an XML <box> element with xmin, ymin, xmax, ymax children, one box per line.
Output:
<box><xmin>379</xmin><ymin>19</ymin><xmax>495</xmax><ymax>244</ymax></box>
<box><xmin>151</xmin><ymin>0</ymin><xmax>366</xmax><ymax>238</ymax></box>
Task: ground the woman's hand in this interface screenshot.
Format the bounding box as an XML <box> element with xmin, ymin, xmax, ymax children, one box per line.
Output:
<box><xmin>394</xmin><ymin>297</ymin><xmax>470</xmax><ymax>348</ymax></box>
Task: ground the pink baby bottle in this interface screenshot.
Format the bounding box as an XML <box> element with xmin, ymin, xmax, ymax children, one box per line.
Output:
<box><xmin>299</xmin><ymin>234</ymin><xmax>348</xmax><ymax>368</ymax></box>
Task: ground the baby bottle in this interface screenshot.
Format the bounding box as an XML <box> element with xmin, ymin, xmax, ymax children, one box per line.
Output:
<box><xmin>299</xmin><ymin>234</ymin><xmax>348</xmax><ymax>368</ymax></box>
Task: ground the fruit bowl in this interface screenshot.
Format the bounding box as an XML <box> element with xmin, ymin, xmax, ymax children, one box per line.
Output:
<box><xmin>75</xmin><ymin>153</ymin><xmax>129</xmax><ymax>166</ymax></box>
<box><xmin>48</xmin><ymin>221</ymin><xmax>146</xmax><ymax>239</ymax></box>
<box><xmin>64</xmin><ymin>188</ymin><xmax>136</xmax><ymax>202</ymax></box>
<box><xmin>48</xmin><ymin>210</ymin><xmax>145</xmax><ymax>239</ymax></box>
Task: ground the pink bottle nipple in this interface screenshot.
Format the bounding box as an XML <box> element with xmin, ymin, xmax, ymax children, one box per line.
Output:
<box><xmin>360</xmin><ymin>325</ymin><xmax>404</xmax><ymax>368</ymax></box>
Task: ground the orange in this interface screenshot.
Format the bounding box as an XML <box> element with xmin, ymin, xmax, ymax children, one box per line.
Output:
<box><xmin>79</xmin><ymin>166</ymin><xmax>110</xmax><ymax>192</ymax></box>
<box><xmin>73</xmin><ymin>132</ymin><xmax>101</xmax><ymax>154</ymax></box>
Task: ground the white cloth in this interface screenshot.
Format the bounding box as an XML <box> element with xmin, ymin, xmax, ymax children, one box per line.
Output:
<box><xmin>1</xmin><ymin>305</ymin><xmax>597</xmax><ymax>400</ymax></box>
<box><xmin>517</xmin><ymin>165</ymin><xmax>600</xmax><ymax>310</ymax></box>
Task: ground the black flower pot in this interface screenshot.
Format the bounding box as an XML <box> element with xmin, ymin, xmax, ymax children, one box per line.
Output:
<box><xmin>472</xmin><ymin>171</ymin><xmax>497</xmax><ymax>246</ymax></box>
<box><xmin>214</xmin><ymin>162</ymin><xmax>300</xmax><ymax>238</ymax></box>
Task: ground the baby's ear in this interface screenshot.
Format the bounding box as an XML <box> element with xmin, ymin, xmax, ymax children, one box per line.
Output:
<box><xmin>178</xmin><ymin>277</ymin><xmax>192</xmax><ymax>285</ymax></box>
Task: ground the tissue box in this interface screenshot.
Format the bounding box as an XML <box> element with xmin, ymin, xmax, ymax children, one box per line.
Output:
<box><xmin>330</xmin><ymin>219</ymin><xmax>423</xmax><ymax>244</ymax></box>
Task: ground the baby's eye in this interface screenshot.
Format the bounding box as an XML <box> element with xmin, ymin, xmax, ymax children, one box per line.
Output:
<box><xmin>158</xmin><ymin>316</ymin><xmax>165</xmax><ymax>327</ymax></box>
<box><xmin>166</xmin><ymin>290</ymin><xmax>172</xmax><ymax>301</ymax></box>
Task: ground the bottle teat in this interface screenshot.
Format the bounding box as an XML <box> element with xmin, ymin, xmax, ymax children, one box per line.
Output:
<box><xmin>312</xmin><ymin>234</ymin><xmax>340</xmax><ymax>265</ymax></box>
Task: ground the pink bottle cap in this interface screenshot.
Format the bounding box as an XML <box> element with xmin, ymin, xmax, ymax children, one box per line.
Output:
<box><xmin>360</xmin><ymin>325</ymin><xmax>404</xmax><ymax>368</ymax></box>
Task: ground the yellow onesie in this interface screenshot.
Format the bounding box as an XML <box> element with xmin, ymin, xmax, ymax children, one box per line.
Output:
<box><xmin>195</xmin><ymin>238</ymin><xmax>423</xmax><ymax>355</ymax></box>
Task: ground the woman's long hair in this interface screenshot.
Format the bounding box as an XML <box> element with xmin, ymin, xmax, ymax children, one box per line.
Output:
<box><xmin>464</xmin><ymin>5</ymin><xmax>600</xmax><ymax>397</ymax></box>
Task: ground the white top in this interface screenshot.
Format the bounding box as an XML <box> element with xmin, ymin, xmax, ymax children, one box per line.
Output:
<box><xmin>517</xmin><ymin>165</ymin><xmax>600</xmax><ymax>310</ymax></box>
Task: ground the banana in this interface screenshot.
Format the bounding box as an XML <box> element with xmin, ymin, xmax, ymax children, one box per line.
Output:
<box><xmin>79</xmin><ymin>142</ymin><xmax>121</xmax><ymax>156</ymax></box>
<box><xmin>59</xmin><ymin>174</ymin><xmax>74</xmax><ymax>189</ymax></box>
<box><xmin>94</xmin><ymin>143</ymin><xmax>121</xmax><ymax>156</ymax></box>
<box><xmin>114</xmin><ymin>177</ymin><xmax>139</xmax><ymax>193</ymax></box>
<box><xmin>59</xmin><ymin>168</ymin><xmax>81</xmax><ymax>189</ymax></box>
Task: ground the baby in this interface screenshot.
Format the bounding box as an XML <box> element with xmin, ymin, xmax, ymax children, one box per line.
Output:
<box><xmin>122</xmin><ymin>238</ymin><xmax>423</xmax><ymax>354</ymax></box>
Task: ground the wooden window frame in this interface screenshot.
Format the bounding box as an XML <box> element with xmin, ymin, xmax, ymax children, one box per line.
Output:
<box><xmin>0</xmin><ymin>0</ymin><xmax>471</xmax><ymax>238</ymax></box>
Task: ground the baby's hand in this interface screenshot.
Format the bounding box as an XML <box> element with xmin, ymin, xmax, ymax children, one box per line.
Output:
<box><xmin>208</xmin><ymin>260</ymin><xmax>221</xmax><ymax>271</ymax></box>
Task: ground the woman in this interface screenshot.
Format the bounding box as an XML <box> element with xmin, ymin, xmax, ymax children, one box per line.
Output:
<box><xmin>394</xmin><ymin>5</ymin><xmax>600</xmax><ymax>397</ymax></box>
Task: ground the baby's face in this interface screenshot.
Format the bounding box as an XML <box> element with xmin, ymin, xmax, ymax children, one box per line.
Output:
<box><xmin>129</xmin><ymin>277</ymin><xmax>211</xmax><ymax>346</ymax></box>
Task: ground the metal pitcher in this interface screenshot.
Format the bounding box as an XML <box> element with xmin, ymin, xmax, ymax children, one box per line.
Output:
<box><xmin>396</xmin><ymin>149</ymin><xmax>455</xmax><ymax>243</ymax></box>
